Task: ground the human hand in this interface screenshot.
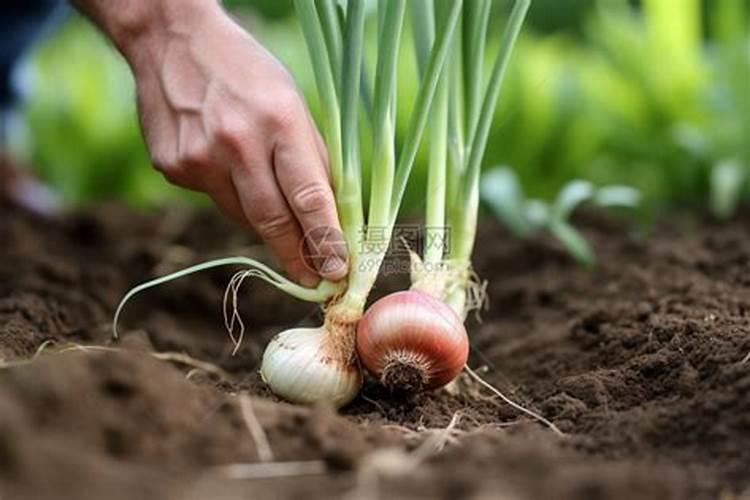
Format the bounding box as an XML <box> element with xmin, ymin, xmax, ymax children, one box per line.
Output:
<box><xmin>81</xmin><ymin>0</ymin><xmax>347</xmax><ymax>287</ymax></box>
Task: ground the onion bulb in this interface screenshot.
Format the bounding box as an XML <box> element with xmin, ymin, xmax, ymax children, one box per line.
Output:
<box><xmin>356</xmin><ymin>291</ymin><xmax>469</xmax><ymax>392</ymax></box>
<box><xmin>260</xmin><ymin>327</ymin><xmax>362</xmax><ymax>408</ymax></box>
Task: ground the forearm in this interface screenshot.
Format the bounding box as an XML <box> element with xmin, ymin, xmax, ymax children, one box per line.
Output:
<box><xmin>70</xmin><ymin>0</ymin><xmax>221</xmax><ymax>65</ymax></box>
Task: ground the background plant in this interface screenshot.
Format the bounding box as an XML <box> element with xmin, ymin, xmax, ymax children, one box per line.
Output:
<box><xmin>19</xmin><ymin>18</ymin><xmax>193</xmax><ymax>206</ymax></box>
<box><xmin>481</xmin><ymin>166</ymin><xmax>640</xmax><ymax>265</ymax></box>
<box><xmin>14</xmin><ymin>0</ymin><xmax>749</xmax><ymax>217</ymax></box>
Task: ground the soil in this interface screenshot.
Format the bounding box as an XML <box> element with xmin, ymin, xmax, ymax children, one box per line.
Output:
<box><xmin>0</xmin><ymin>196</ymin><xmax>748</xmax><ymax>500</ymax></box>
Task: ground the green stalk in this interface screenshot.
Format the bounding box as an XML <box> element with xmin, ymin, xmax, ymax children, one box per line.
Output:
<box><xmin>425</xmin><ymin>76</ymin><xmax>450</xmax><ymax>264</ymax></box>
<box><xmin>445</xmin><ymin>27</ymin><xmax>466</xmax><ymax>228</ymax></box>
<box><xmin>294</xmin><ymin>0</ymin><xmax>344</xmax><ymax>195</ymax></box>
<box><xmin>341</xmin><ymin>1</ymin><xmax>406</xmax><ymax>310</ymax></box>
<box><xmin>452</xmin><ymin>0</ymin><xmax>530</xmax><ymax>262</ymax></box>
<box><xmin>462</xmin><ymin>0</ymin><xmax>491</xmax><ymax>148</ymax></box>
<box><xmin>443</xmin><ymin>0</ymin><xmax>529</xmax><ymax>316</ymax></box>
<box><xmin>336</xmin><ymin>0</ymin><xmax>370</xmax><ymax>306</ymax></box>
<box><xmin>294</xmin><ymin>0</ymin><xmax>364</xmax><ymax>293</ymax></box>
<box><xmin>412</xmin><ymin>0</ymin><xmax>450</xmax><ymax>265</ymax></box>
<box><xmin>360</xmin><ymin>61</ymin><xmax>374</xmax><ymax>124</ymax></box>
<box><xmin>325</xmin><ymin>3</ymin><xmax>374</xmax><ymax>125</ymax></box>
<box><xmin>340</xmin><ymin>0</ymin><xmax>365</xmax><ymax>193</ymax></box>
<box><xmin>377</xmin><ymin>0</ymin><xmax>387</xmax><ymax>40</ymax></box>
<box><xmin>317</xmin><ymin>0</ymin><xmax>343</xmax><ymax>97</ymax></box>
<box><xmin>411</xmin><ymin>0</ymin><xmax>435</xmax><ymax>76</ymax></box>
<box><xmin>367</xmin><ymin>0</ymin><xmax>406</xmax><ymax>230</ymax></box>
<box><xmin>298</xmin><ymin>0</ymin><xmax>464</xmax><ymax>311</ymax></box>
<box><xmin>389</xmin><ymin>0</ymin><xmax>464</xmax><ymax>224</ymax></box>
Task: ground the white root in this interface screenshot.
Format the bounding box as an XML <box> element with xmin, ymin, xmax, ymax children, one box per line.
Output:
<box><xmin>0</xmin><ymin>341</ymin><xmax>233</xmax><ymax>382</ymax></box>
<box><xmin>238</xmin><ymin>394</ymin><xmax>274</xmax><ymax>463</ymax></box>
<box><xmin>412</xmin><ymin>412</ymin><xmax>463</xmax><ymax>457</ymax></box>
<box><xmin>463</xmin><ymin>365</ymin><xmax>564</xmax><ymax>437</ymax></box>
<box><xmin>212</xmin><ymin>460</ymin><xmax>327</xmax><ymax>480</ymax></box>
<box><xmin>151</xmin><ymin>351</ymin><xmax>232</xmax><ymax>380</ymax></box>
<box><xmin>223</xmin><ymin>269</ymin><xmax>261</xmax><ymax>355</ymax></box>
<box><xmin>462</xmin><ymin>268</ymin><xmax>489</xmax><ymax>321</ymax></box>
<box><xmin>345</xmin><ymin>412</ymin><xmax>463</xmax><ymax>500</ymax></box>
<box><xmin>409</xmin><ymin>252</ymin><xmax>488</xmax><ymax>321</ymax></box>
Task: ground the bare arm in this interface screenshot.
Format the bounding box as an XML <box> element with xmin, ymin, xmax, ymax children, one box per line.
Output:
<box><xmin>72</xmin><ymin>0</ymin><xmax>348</xmax><ymax>286</ymax></box>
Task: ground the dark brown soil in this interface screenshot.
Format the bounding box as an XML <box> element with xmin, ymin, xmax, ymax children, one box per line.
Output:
<box><xmin>0</xmin><ymin>197</ymin><xmax>748</xmax><ymax>500</ymax></box>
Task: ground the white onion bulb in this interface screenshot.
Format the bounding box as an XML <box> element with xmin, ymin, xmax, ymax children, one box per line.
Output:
<box><xmin>260</xmin><ymin>327</ymin><xmax>362</xmax><ymax>408</ymax></box>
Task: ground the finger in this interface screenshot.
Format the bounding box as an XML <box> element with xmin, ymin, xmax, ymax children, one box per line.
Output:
<box><xmin>273</xmin><ymin>120</ymin><xmax>349</xmax><ymax>282</ymax></box>
<box><xmin>205</xmin><ymin>176</ymin><xmax>251</xmax><ymax>229</ymax></box>
<box><xmin>303</xmin><ymin>110</ymin><xmax>329</xmax><ymax>176</ymax></box>
<box><xmin>231</xmin><ymin>157</ymin><xmax>320</xmax><ymax>287</ymax></box>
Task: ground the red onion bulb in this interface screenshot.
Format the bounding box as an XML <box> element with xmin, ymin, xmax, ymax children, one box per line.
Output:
<box><xmin>356</xmin><ymin>291</ymin><xmax>469</xmax><ymax>392</ymax></box>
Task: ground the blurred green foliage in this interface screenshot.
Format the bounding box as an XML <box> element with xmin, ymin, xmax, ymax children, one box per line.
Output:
<box><xmin>481</xmin><ymin>166</ymin><xmax>641</xmax><ymax>264</ymax></box>
<box><xmin>18</xmin><ymin>0</ymin><xmax>749</xmax><ymax>215</ymax></box>
<box><xmin>482</xmin><ymin>0</ymin><xmax>749</xmax><ymax>216</ymax></box>
<box><xmin>22</xmin><ymin>17</ymin><xmax>195</xmax><ymax>205</ymax></box>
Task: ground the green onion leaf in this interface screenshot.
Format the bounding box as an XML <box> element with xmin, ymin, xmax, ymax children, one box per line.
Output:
<box><xmin>390</xmin><ymin>0</ymin><xmax>464</xmax><ymax>222</ymax></box>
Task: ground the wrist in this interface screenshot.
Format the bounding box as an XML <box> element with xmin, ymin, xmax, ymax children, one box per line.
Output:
<box><xmin>91</xmin><ymin>0</ymin><xmax>223</xmax><ymax>68</ymax></box>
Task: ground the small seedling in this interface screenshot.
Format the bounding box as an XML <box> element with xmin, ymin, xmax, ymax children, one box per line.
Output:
<box><xmin>480</xmin><ymin>166</ymin><xmax>640</xmax><ymax>265</ymax></box>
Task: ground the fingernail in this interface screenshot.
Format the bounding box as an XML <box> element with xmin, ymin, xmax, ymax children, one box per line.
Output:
<box><xmin>320</xmin><ymin>254</ymin><xmax>347</xmax><ymax>278</ymax></box>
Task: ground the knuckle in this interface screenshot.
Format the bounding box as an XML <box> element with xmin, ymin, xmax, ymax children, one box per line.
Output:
<box><xmin>264</xmin><ymin>91</ymin><xmax>302</xmax><ymax>132</ymax></box>
<box><xmin>180</xmin><ymin>144</ymin><xmax>211</xmax><ymax>167</ymax></box>
<box><xmin>254</xmin><ymin>211</ymin><xmax>295</xmax><ymax>240</ymax></box>
<box><xmin>216</xmin><ymin>122</ymin><xmax>249</xmax><ymax>151</ymax></box>
<box><xmin>160</xmin><ymin>167</ymin><xmax>183</xmax><ymax>186</ymax></box>
<box><xmin>151</xmin><ymin>152</ymin><xmax>171</xmax><ymax>173</ymax></box>
<box><xmin>291</xmin><ymin>183</ymin><xmax>331</xmax><ymax>216</ymax></box>
<box><xmin>152</xmin><ymin>154</ymin><xmax>181</xmax><ymax>183</ymax></box>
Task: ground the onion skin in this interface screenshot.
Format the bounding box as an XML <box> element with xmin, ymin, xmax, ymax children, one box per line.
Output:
<box><xmin>356</xmin><ymin>291</ymin><xmax>469</xmax><ymax>391</ymax></box>
<box><xmin>260</xmin><ymin>327</ymin><xmax>362</xmax><ymax>408</ymax></box>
